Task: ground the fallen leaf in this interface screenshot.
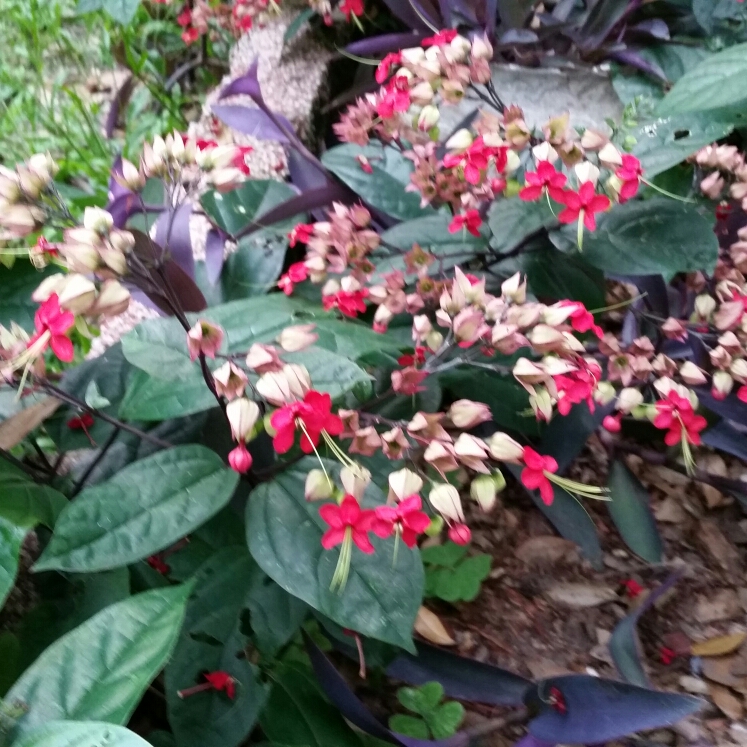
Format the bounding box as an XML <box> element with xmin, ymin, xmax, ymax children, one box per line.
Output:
<box><xmin>698</xmin><ymin>519</ymin><xmax>741</xmax><ymax>573</ymax></box>
<box><xmin>709</xmin><ymin>683</ymin><xmax>743</xmax><ymax>720</ymax></box>
<box><xmin>694</xmin><ymin>589</ymin><xmax>741</xmax><ymax>623</ymax></box>
<box><xmin>414</xmin><ymin>606</ymin><xmax>455</xmax><ymax>646</ymax></box>
<box><xmin>702</xmin><ymin>656</ymin><xmax>747</xmax><ymax>688</ymax></box>
<box><xmin>654</xmin><ymin>496</ymin><xmax>688</xmax><ymax>524</ymax></box>
<box><xmin>0</xmin><ymin>397</ymin><xmax>61</xmax><ymax>450</ymax></box>
<box><xmin>515</xmin><ymin>536</ymin><xmax>579</xmax><ymax>565</ymax></box>
<box><xmin>545</xmin><ymin>582</ymin><xmax>617</xmax><ymax>608</ymax></box>
<box><xmin>692</xmin><ymin>633</ymin><xmax>747</xmax><ymax>658</ymax></box>
<box><xmin>699</xmin><ymin>454</ymin><xmax>728</xmax><ymax>508</ymax></box>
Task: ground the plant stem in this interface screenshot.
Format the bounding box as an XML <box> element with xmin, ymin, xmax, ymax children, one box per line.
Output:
<box><xmin>69</xmin><ymin>426</ymin><xmax>120</xmax><ymax>497</ymax></box>
<box><xmin>0</xmin><ymin>448</ymin><xmax>48</xmax><ymax>481</ymax></box>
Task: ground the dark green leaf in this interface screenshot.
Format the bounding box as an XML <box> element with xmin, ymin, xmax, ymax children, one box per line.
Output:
<box><xmin>260</xmin><ymin>662</ymin><xmax>362</xmax><ymax>747</ymax></box>
<box><xmin>246</xmin><ymin>459</ymin><xmax>424</xmax><ymax>650</ymax></box>
<box><xmin>245</xmin><ymin>575</ymin><xmax>307</xmax><ymax>656</ymax></box>
<box><xmin>284</xmin><ymin>7</ymin><xmax>315</xmax><ymax>41</ymax></box>
<box><xmin>8</xmin><ymin>584</ymin><xmax>192</xmax><ymax>735</ymax></box>
<box><xmin>165</xmin><ymin>548</ymin><xmax>266</xmax><ymax>747</ymax></box>
<box><xmin>0</xmin><ymin>518</ymin><xmax>27</xmax><ymax>609</ymax></box>
<box><xmin>572</xmin><ymin>199</ymin><xmax>718</xmax><ymax>277</ymax></box>
<box><xmin>520</xmin><ymin>246</ymin><xmax>605</xmax><ymax>309</ymax></box>
<box><xmin>419</xmin><ymin>543</ymin><xmax>467</xmax><ymax>569</ymax></box>
<box><xmin>427</xmin><ymin>702</ymin><xmax>464</xmax><ymax>739</ymax></box>
<box><xmin>14</xmin><ymin>721</ymin><xmax>152</xmax><ymax>747</ymax></box>
<box><xmin>658</xmin><ymin>42</ymin><xmax>747</xmax><ymax>116</ymax></box>
<box><xmin>607</xmin><ymin>459</ymin><xmax>662</xmax><ymax>563</ymax></box>
<box><xmin>389</xmin><ymin>715</ymin><xmax>429</xmax><ymax>740</ymax></box>
<box><xmin>102</xmin><ymin>0</ymin><xmax>141</xmax><ymax>24</ymax></box>
<box><xmin>424</xmin><ymin>553</ymin><xmax>491</xmax><ymax>603</ymax></box>
<box><xmin>35</xmin><ymin>445</ymin><xmax>239</xmax><ymax>572</ymax></box>
<box><xmin>488</xmin><ymin>196</ymin><xmax>556</xmax><ymax>254</ymax></box>
<box><xmin>0</xmin><ymin>461</ymin><xmax>67</xmax><ymax>528</ymax></box>
<box><xmin>321</xmin><ymin>144</ymin><xmax>435</xmax><ymax>221</ymax></box>
<box><xmin>398</xmin><ymin>682</ymin><xmax>444</xmax><ymax>714</ymax></box>
<box><xmin>692</xmin><ymin>0</ymin><xmax>747</xmax><ymax>35</ymax></box>
<box><xmin>0</xmin><ymin>631</ymin><xmax>21</xmax><ymax>696</ymax></box>
<box><xmin>201</xmin><ymin>180</ymin><xmax>297</xmax><ymax>237</ymax></box>
<box><xmin>0</xmin><ymin>262</ymin><xmax>54</xmax><ymax>330</ymax></box>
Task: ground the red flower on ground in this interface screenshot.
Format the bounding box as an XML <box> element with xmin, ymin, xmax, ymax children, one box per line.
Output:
<box><xmin>372</xmin><ymin>495</ymin><xmax>430</xmax><ymax>547</ymax></box>
<box><xmin>67</xmin><ymin>413</ymin><xmax>94</xmax><ymax>430</ymax></box>
<box><xmin>340</xmin><ymin>0</ymin><xmax>364</xmax><ymax>20</ymax></box>
<box><xmin>659</xmin><ymin>646</ymin><xmax>676</xmax><ymax>666</ymax></box>
<box><xmin>269</xmin><ymin>390</ymin><xmax>343</xmax><ymax>454</ymax></box>
<box><xmin>652</xmin><ymin>391</ymin><xmax>707</xmax><ymax>446</ymax></box>
<box><xmin>559</xmin><ymin>300</ymin><xmax>603</xmax><ymax>338</ymax></box>
<box><xmin>519</xmin><ymin>161</ymin><xmax>567</xmax><ymax>202</ymax></box>
<box><xmin>623</xmin><ymin>579</ymin><xmax>644</xmax><ymax>598</ymax></box>
<box><xmin>320</xmin><ymin>495</ymin><xmax>375</xmax><ymax>553</ymax></box>
<box><xmin>448</xmin><ymin>209</ymin><xmax>482</xmax><ymax>237</ymax></box>
<box><xmin>520</xmin><ymin>446</ymin><xmax>558</xmax><ymax>505</ymax></box>
<box><xmin>30</xmin><ymin>293</ymin><xmax>75</xmax><ymax>362</ymax></box>
<box><xmin>558</xmin><ymin>181</ymin><xmax>611</xmax><ymax>231</ymax></box>
<box><xmin>422</xmin><ymin>29</ymin><xmax>458</xmax><ymax>46</ymax></box>
<box><xmin>615</xmin><ymin>155</ymin><xmax>644</xmax><ymax>203</ymax></box>
<box><xmin>322</xmin><ymin>288</ymin><xmax>368</xmax><ymax>317</ymax></box>
<box><xmin>277</xmin><ymin>261</ymin><xmax>308</xmax><ymax>295</ymax></box>
<box><xmin>375</xmin><ymin>52</ymin><xmax>401</xmax><ymax>84</ymax></box>
<box><xmin>147</xmin><ymin>555</ymin><xmax>170</xmax><ymax>575</ymax></box>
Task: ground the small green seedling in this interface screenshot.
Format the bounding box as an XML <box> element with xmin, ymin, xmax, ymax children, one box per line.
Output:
<box><xmin>389</xmin><ymin>682</ymin><xmax>464</xmax><ymax>740</ymax></box>
<box><xmin>421</xmin><ymin>542</ymin><xmax>491</xmax><ymax>603</ymax></box>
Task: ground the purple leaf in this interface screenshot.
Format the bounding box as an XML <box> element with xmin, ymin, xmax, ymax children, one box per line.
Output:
<box><xmin>630</xmin><ymin>19</ymin><xmax>670</xmax><ymax>39</ymax></box>
<box><xmin>105</xmin><ymin>74</ymin><xmax>134</xmax><ymax>139</ymax></box>
<box><xmin>204</xmin><ymin>229</ymin><xmax>226</xmax><ymax>285</ymax></box>
<box><xmin>107</xmin><ymin>193</ymin><xmax>139</xmax><ymax>229</ymax></box>
<box><xmin>304</xmin><ymin>633</ymin><xmax>468</xmax><ymax>747</ymax></box>
<box><xmin>386</xmin><ymin>642</ymin><xmax>530</xmax><ymax>706</ymax></box>
<box><xmin>438</xmin><ymin>0</ymin><xmax>452</xmax><ymax>25</ymax></box>
<box><xmin>288</xmin><ymin>149</ymin><xmax>332</xmax><ymax>192</ymax></box>
<box><xmin>154</xmin><ymin>203</ymin><xmax>194</xmax><ymax>280</ymax></box>
<box><xmin>695</xmin><ymin>387</ymin><xmax>747</xmax><ymax>424</ymax></box>
<box><xmin>211</xmin><ymin>104</ymin><xmax>292</xmax><ymax>143</ymax></box>
<box><xmin>703</xmin><ymin>420</ymin><xmax>747</xmax><ymax>463</ymax></box>
<box><xmin>526</xmin><ymin>673</ymin><xmax>701</xmax><ymax>744</ymax></box>
<box><xmin>411</xmin><ymin>0</ymin><xmax>443</xmax><ymax>27</ymax></box>
<box><xmin>578</xmin><ymin>0</ymin><xmax>634</xmax><ymax>51</ymax></box>
<box><xmin>499</xmin><ymin>28</ymin><xmax>539</xmax><ymax>44</ymax></box>
<box><xmin>108</xmin><ymin>156</ymin><xmax>132</xmax><ymax>202</ymax></box>
<box><xmin>513</xmin><ymin>737</ymin><xmax>554</xmax><ymax>747</ymax></box>
<box><xmin>608</xmin><ymin>571</ymin><xmax>683</xmax><ymax>687</ymax></box>
<box><xmin>346</xmin><ymin>33</ymin><xmax>425</xmax><ymax>56</ymax></box>
<box><xmin>379</xmin><ymin>0</ymin><xmax>433</xmax><ymax>29</ymax></box>
<box><xmin>235</xmin><ymin>183</ymin><xmax>352</xmax><ymax>239</ymax></box>
<box><xmin>607</xmin><ymin>48</ymin><xmax>667</xmax><ymax>80</ymax></box>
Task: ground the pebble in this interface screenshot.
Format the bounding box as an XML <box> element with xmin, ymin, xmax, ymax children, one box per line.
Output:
<box><xmin>679</xmin><ymin>675</ymin><xmax>711</xmax><ymax>695</ymax></box>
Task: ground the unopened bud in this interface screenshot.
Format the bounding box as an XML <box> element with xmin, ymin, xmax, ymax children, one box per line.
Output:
<box><xmin>116</xmin><ymin>159</ymin><xmax>146</xmax><ymax>191</ymax></box>
<box><xmin>730</xmin><ymin>357</ymin><xmax>747</xmax><ymax>383</ymax></box>
<box><xmin>226</xmin><ymin>397</ymin><xmax>260</xmax><ymax>442</ymax></box>
<box><xmin>580</xmin><ymin>129</ymin><xmax>609</xmax><ymax>150</ymax></box>
<box><xmin>213</xmin><ymin>361</ymin><xmax>248</xmax><ymax>400</ymax></box>
<box><xmin>470</xmin><ymin>472</ymin><xmax>505</xmax><ymax>512</ymax></box>
<box><xmin>417</xmin><ymin>104</ymin><xmax>440</xmax><ymax>131</ymax></box>
<box><xmin>276</xmin><ymin>323</ymin><xmax>318</xmax><ymax>352</ymax></box>
<box><xmin>575</xmin><ymin>161</ymin><xmax>600</xmax><ymax>187</ymax></box>
<box><xmin>449</xmin><ymin>34</ymin><xmax>472</xmax><ymax>62</ymax></box>
<box><xmin>594</xmin><ymin>381</ymin><xmax>616</xmax><ymax>405</ymax></box>
<box><xmin>410</xmin><ymin>81</ymin><xmax>434</xmax><ymax>106</ymax></box>
<box><xmin>83</xmin><ymin>207</ymin><xmax>114</xmax><ymax>235</ymax></box>
<box><xmin>58</xmin><ymin>274</ymin><xmax>97</xmax><ymax>315</ymax></box>
<box><xmin>712</xmin><ymin>370</ymin><xmax>734</xmax><ymax>400</ymax></box>
<box><xmin>694</xmin><ymin>294</ymin><xmax>716</xmax><ymax>320</ymax></box>
<box><xmin>445</xmin><ymin>129</ymin><xmax>473</xmax><ymax>151</ymax></box>
<box><xmin>428</xmin><ymin>483</ymin><xmax>464</xmax><ymax>523</ymax></box>
<box><xmin>470</xmin><ymin>34</ymin><xmax>493</xmax><ymax>61</ymax></box>
<box><xmin>486</xmin><ymin>432</ymin><xmax>524</xmax><ymax>462</ymax></box>
<box><xmin>501</xmin><ymin>272</ymin><xmax>526</xmax><ymax>304</ymax></box>
<box><xmin>679</xmin><ymin>361</ymin><xmax>707</xmax><ymax>386</ymax></box>
<box><xmin>340</xmin><ymin>464</ymin><xmax>371</xmax><ymax>500</ymax></box>
<box><xmin>305</xmin><ymin>469</ymin><xmax>333</xmax><ymax>501</ymax></box>
<box><xmin>529</xmin><ymin>388</ymin><xmax>554</xmax><ymax>422</ymax></box>
<box><xmin>616</xmin><ymin>387</ymin><xmax>643</xmax><ymax>413</ymax></box>
<box><xmin>447</xmin><ymin>399</ymin><xmax>491</xmax><ymax>429</ymax></box>
<box><xmin>599</xmin><ymin>143</ymin><xmax>623</xmax><ymax>168</ymax></box>
<box><xmin>388</xmin><ymin>467</ymin><xmax>423</xmax><ymax>502</ymax></box>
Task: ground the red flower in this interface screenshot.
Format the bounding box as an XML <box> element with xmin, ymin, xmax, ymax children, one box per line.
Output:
<box><xmin>558</xmin><ymin>181</ymin><xmax>611</xmax><ymax>232</ymax></box>
<box><xmin>559</xmin><ymin>300</ymin><xmax>603</xmax><ymax>338</ymax></box>
<box><xmin>177</xmin><ymin>7</ymin><xmax>192</xmax><ymax>26</ymax></box>
<box><xmin>391</xmin><ymin>366</ymin><xmax>427</xmax><ymax>395</ymax></box>
<box><xmin>322</xmin><ymin>288</ymin><xmax>368</xmax><ymax>317</ymax></box>
<box><xmin>376</xmin><ymin>76</ymin><xmax>411</xmax><ymax>119</ymax></box>
<box><xmin>181</xmin><ymin>27</ymin><xmax>200</xmax><ymax>44</ymax></box>
<box><xmin>554</xmin><ymin>360</ymin><xmax>600</xmax><ymax>416</ymax></box>
<box><xmin>147</xmin><ymin>555</ymin><xmax>170</xmax><ymax>575</ymax></box>
<box><xmin>278</xmin><ymin>261</ymin><xmax>308</xmax><ymax>295</ymax></box>
<box><xmin>520</xmin><ymin>446</ymin><xmax>558</xmax><ymax>505</ymax></box>
<box><xmin>623</xmin><ymin>579</ymin><xmax>644</xmax><ymax>598</ymax></box>
<box><xmin>372</xmin><ymin>495</ymin><xmax>430</xmax><ymax>547</ymax></box>
<box><xmin>615</xmin><ymin>155</ymin><xmax>643</xmax><ymax>203</ymax></box>
<box><xmin>30</xmin><ymin>293</ymin><xmax>75</xmax><ymax>362</ymax></box>
<box><xmin>195</xmin><ymin>138</ymin><xmax>218</xmax><ymax>151</ymax></box>
<box><xmin>443</xmin><ymin>138</ymin><xmax>502</xmax><ymax>185</ymax></box>
<box><xmin>288</xmin><ymin>223</ymin><xmax>314</xmax><ymax>247</ymax></box>
<box><xmin>659</xmin><ymin>646</ymin><xmax>676</xmax><ymax>666</ymax></box>
<box><xmin>519</xmin><ymin>161</ymin><xmax>567</xmax><ymax>202</ymax></box>
<box><xmin>269</xmin><ymin>390</ymin><xmax>343</xmax><ymax>454</ymax></box>
<box><xmin>738</xmin><ymin>385</ymin><xmax>747</xmax><ymax>403</ymax></box>
<box><xmin>67</xmin><ymin>413</ymin><xmax>94</xmax><ymax>430</ymax></box>
<box><xmin>448</xmin><ymin>209</ymin><xmax>482</xmax><ymax>237</ymax></box>
<box><xmin>548</xmin><ymin>686</ymin><xmax>567</xmax><ymax>715</ymax></box>
<box><xmin>375</xmin><ymin>52</ymin><xmax>401</xmax><ymax>84</ymax></box>
<box><xmin>34</xmin><ymin>236</ymin><xmax>59</xmax><ymax>258</ymax></box>
<box><xmin>397</xmin><ymin>346</ymin><xmax>426</xmax><ymax>367</ymax></box>
<box><xmin>422</xmin><ymin>29</ymin><xmax>458</xmax><ymax>46</ymax></box>
<box><xmin>340</xmin><ymin>0</ymin><xmax>364</xmax><ymax>20</ymax></box>
<box><xmin>602</xmin><ymin>414</ymin><xmax>622</xmax><ymax>432</ymax></box>
<box><xmin>177</xmin><ymin>670</ymin><xmax>236</xmax><ymax>700</ymax></box>
<box><xmin>320</xmin><ymin>495</ymin><xmax>375</xmax><ymax>553</ymax></box>
<box><xmin>652</xmin><ymin>391</ymin><xmax>707</xmax><ymax>446</ymax></box>
<box><xmin>232</xmin><ymin>145</ymin><xmax>253</xmax><ymax>175</ymax></box>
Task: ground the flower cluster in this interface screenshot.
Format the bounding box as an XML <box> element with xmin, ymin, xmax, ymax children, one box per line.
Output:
<box><xmin>694</xmin><ymin>143</ymin><xmax>747</xmax><ymax>206</ymax></box>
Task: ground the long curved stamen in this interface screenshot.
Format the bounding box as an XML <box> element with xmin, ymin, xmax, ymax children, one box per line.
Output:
<box><xmin>297</xmin><ymin>420</ymin><xmax>332</xmax><ymax>486</ymax></box>
<box><xmin>331</xmin><ymin>528</ymin><xmax>352</xmax><ymax>592</ymax></box>
<box><xmin>547</xmin><ymin>472</ymin><xmax>610</xmax><ymax>501</ymax></box>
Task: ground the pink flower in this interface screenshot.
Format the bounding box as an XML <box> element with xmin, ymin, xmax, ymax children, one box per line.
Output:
<box><xmin>30</xmin><ymin>293</ymin><xmax>75</xmax><ymax>362</ymax></box>
<box><xmin>738</xmin><ymin>385</ymin><xmax>747</xmax><ymax>403</ymax></box>
<box><xmin>448</xmin><ymin>523</ymin><xmax>471</xmax><ymax>545</ymax></box>
<box><xmin>391</xmin><ymin>366</ymin><xmax>428</xmax><ymax>395</ymax></box>
<box><xmin>603</xmin><ymin>414</ymin><xmax>622</xmax><ymax>432</ymax></box>
<box><xmin>181</xmin><ymin>27</ymin><xmax>200</xmax><ymax>44</ymax></box>
<box><xmin>320</xmin><ymin>495</ymin><xmax>375</xmax><ymax>553</ymax></box>
<box><xmin>228</xmin><ymin>444</ymin><xmax>253</xmax><ymax>474</ymax></box>
<box><xmin>232</xmin><ymin>146</ymin><xmax>253</xmax><ymax>175</ymax></box>
<box><xmin>375</xmin><ymin>52</ymin><xmax>401</xmax><ymax>84</ymax></box>
<box><xmin>177</xmin><ymin>8</ymin><xmax>192</xmax><ymax>26</ymax></box>
<box><xmin>519</xmin><ymin>161</ymin><xmax>567</xmax><ymax>202</ymax></box>
<box><xmin>186</xmin><ymin>320</ymin><xmax>224</xmax><ymax>361</ymax></box>
<box><xmin>442</xmin><ymin>138</ymin><xmax>501</xmax><ymax>185</ymax></box>
<box><xmin>269</xmin><ymin>390</ymin><xmax>343</xmax><ymax>454</ymax></box>
<box><xmin>554</xmin><ymin>362</ymin><xmax>600</xmax><ymax>416</ymax></box>
<box><xmin>653</xmin><ymin>391</ymin><xmax>707</xmax><ymax>446</ymax></box>
<box><xmin>288</xmin><ymin>224</ymin><xmax>314</xmax><ymax>248</ymax></box>
<box><xmin>422</xmin><ymin>29</ymin><xmax>458</xmax><ymax>46</ymax></box>
<box><xmin>615</xmin><ymin>155</ymin><xmax>643</xmax><ymax>203</ymax></box>
<box><xmin>520</xmin><ymin>446</ymin><xmax>558</xmax><ymax>505</ymax></box>
<box><xmin>322</xmin><ymin>288</ymin><xmax>368</xmax><ymax>317</ymax></box>
<box><xmin>558</xmin><ymin>181</ymin><xmax>611</xmax><ymax>232</ymax></box>
<box><xmin>448</xmin><ymin>209</ymin><xmax>482</xmax><ymax>237</ymax></box>
<box><xmin>559</xmin><ymin>300</ymin><xmax>603</xmax><ymax>339</ymax></box>
<box><xmin>372</xmin><ymin>495</ymin><xmax>430</xmax><ymax>547</ymax></box>
<box><xmin>340</xmin><ymin>0</ymin><xmax>364</xmax><ymax>20</ymax></box>
<box><xmin>376</xmin><ymin>76</ymin><xmax>411</xmax><ymax>119</ymax></box>
<box><xmin>278</xmin><ymin>261</ymin><xmax>309</xmax><ymax>295</ymax></box>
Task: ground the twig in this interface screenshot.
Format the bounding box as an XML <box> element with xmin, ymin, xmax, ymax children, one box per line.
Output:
<box><xmin>0</xmin><ymin>449</ymin><xmax>48</xmax><ymax>481</ymax></box>
<box><xmin>69</xmin><ymin>427</ymin><xmax>121</xmax><ymax>497</ymax></box>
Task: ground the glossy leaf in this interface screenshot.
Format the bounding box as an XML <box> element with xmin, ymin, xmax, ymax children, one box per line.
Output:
<box><xmin>166</xmin><ymin>548</ymin><xmax>266</xmax><ymax>747</ymax></box>
<box><xmin>0</xmin><ymin>461</ymin><xmax>67</xmax><ymax>529</ymax></box>
<box><xmin>575</xmin><ymin>199</ymin><xmax>718</xmax><ymax>277</ymax></box>
<box><xmin>8</xmin><ymin>583</ymin><xmax>192</xmax><ymax>734</ymax></box>
<box><xmin>0</xmin><ymin>518</ymin><xmax>27</xmax><ymax>609</ymax></box>
<box><xmin>322</xmin><ymin>144</ymin><xmax>435</xmax><ymax>221</ymax></box>
<box><xmin>35</xmin><ymin>446</ymin><xmax>239</xmax><ymax>572</ymax></box>
<box><xmin>658</xmin><ymin>42</ymin><xmax>747</xmax><ymax>116</ymax></box>
<box><xmin>260</xmin><ymin>662</ymin><xmax>362</xmax><ymax>747</ymax></box>
<box><xmin>526</xmin><ymin>674</ymin><xmax>700</xmax><ymax>743</ymax></box>
<box><xmin>609</xmin><ymin>572</ymin><xmax>683</xmax><ymax>686</ymax></box>
<box><xmin>487</xmin><ymin>199</ymin><xmax>556</xmax><ymax>254</ymax></box>
<box><xmin>101</xmin><ymin>0</ymin><xmax>141</xmax><ymax>24</ymax></box>
<box><xmin>606</xmin><ymin>459</ymin><xmax>662</xmax><ymax>563</ymax></box>
<box><xmin>15</xmin><ymin>721</ymin><xmax>153</xmax><ymax>747</ymax></box>
<box><xmin>246</xmin><ymin>459</ymin><xmax>424</xmax><ymax>651</ymax></box>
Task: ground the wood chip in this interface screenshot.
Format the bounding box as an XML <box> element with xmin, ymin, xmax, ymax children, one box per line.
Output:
<box><xmin>694</xmin><ymin>589</ymin><xmax>742</xmax><ymax>623</ymax></box>
<box><xmin>515</xmin><ymin>536</ymin><xmax>579</xmax><ymax>565</ymax></box>
<box><xmin>414</xmin><ymin>606</ymin><xmax>455</xmax><ymax>646</ymax></box>
<box><xmin>692</xmin><ymin>633</ymin><xmax>747</xmax><ymax>658</ymax></box>
<box><xmin>545</xmin><ymin>582</ymin><xmax>617</xmax><ymax>608</ymax></box>
<box><xmin>709</xmin><ymin>683</ymin><xmax>743</xmax><ymax>720</ymax></box>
